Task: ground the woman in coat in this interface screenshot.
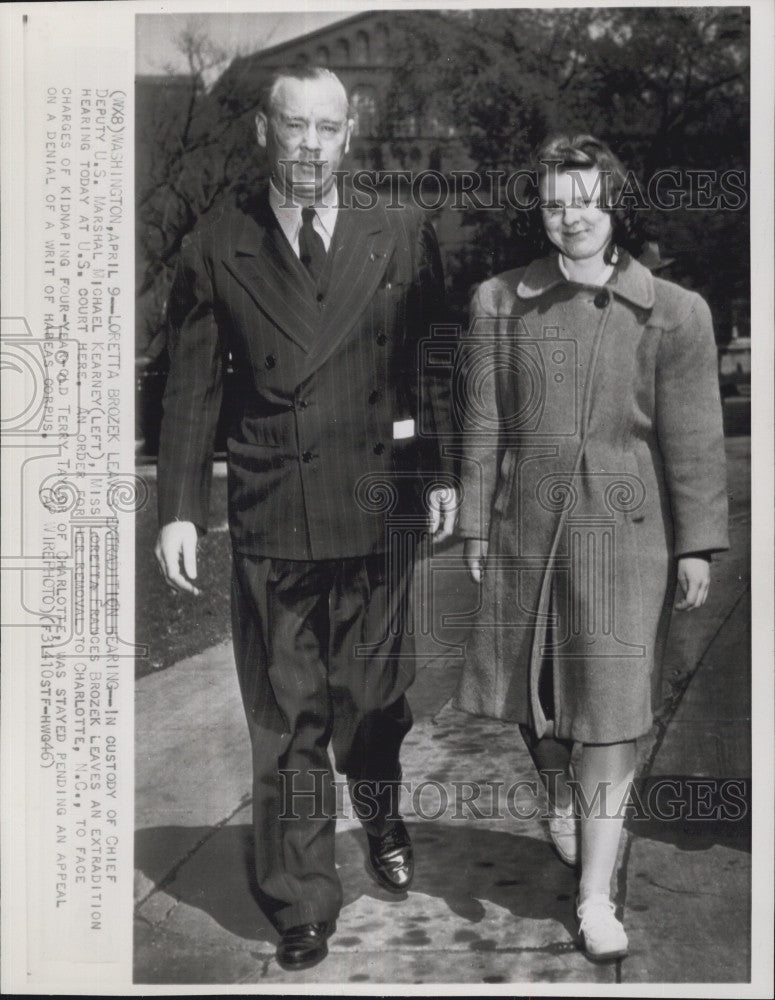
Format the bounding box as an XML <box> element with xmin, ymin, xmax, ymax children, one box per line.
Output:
<box><xmin>455</xmin><ymin>134</ymin><xmax>728</xmax><ymax>961</ymax></box>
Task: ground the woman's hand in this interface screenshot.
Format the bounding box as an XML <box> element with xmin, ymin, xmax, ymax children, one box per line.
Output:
<box><xmin>464</xmin><ymin>538</ymin><xmax>489</xmax><ymax>583</ymax></box>
<box><xmin>674</xmin><ymin>556</ymin><xmax>711</xmax><ymax>611</ymax></box>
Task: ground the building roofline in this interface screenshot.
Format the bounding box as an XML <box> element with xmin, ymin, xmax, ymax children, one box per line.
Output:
<box><xmin>135</xmin><ymin>73</ymin><xmax>196</xmax><ymax>85</ymax></box>
<box><xmin>235</xmin><ymin>11</ymin><xmax>383</xmax><ymax>65</ymax></box>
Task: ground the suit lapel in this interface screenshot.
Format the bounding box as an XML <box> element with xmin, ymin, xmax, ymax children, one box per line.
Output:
<box><xmin>222</xmin><ymin>193</ymin><xmax>319</xmax><ymax>354</ymax></box>
<box><xmin>303</xmin><ymin>199</ymin><xmax>395</xmax><ymax>376</ymax></box>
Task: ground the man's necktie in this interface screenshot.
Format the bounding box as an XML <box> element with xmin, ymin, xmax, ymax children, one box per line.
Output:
<box><xmin>299</xmin><ymin>206</ymin><xmax>327</xmax><ymax>284</ymax></box>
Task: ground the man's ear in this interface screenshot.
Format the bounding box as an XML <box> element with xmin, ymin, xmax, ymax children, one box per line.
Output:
<box><xmin>255</xmin><ymin>112</ymin><xmax>268</xmax><ymax>149</ymax></box>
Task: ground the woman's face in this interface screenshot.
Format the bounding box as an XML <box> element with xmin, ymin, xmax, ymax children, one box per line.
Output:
<box><xmin>539</xmin><ymin>167</ymin><xmax>613</xmax><ymax>264</ymax></box>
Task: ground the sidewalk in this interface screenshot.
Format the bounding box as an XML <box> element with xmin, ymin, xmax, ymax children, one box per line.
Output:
<box><xmin>134</xmin><ymin>438</ymin><xmax>751</xmax><ymax>987</ymax></box>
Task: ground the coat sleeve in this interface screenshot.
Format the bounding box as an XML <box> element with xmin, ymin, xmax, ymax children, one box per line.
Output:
<box><xmin>457</xmin><ymin>282</ymin><xmax>502</xmax><ymax>540</ymax></box>
<box><xmin>654</xmin><ymin>292</ymin><xmax>729</xmax><ymax>557</ymax></box>
<box><xmin>157</xmin><ymin>231</ymin><xmax>225</xmax><ymax>533</ymax></box>
<box><xmin>414</xmin><ymin>213</ymin><xmax>456</xmax><ymax>478</ymax></box>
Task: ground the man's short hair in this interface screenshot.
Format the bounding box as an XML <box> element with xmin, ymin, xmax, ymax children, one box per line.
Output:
<box><xmin>258</xmin><ymin>65</ymin><xmax>351</xmax><ymax>118</ymax></box>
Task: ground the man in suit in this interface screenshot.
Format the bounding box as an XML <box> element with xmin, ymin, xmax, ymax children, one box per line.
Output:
<box><xmin>155</xmin><ymin>65</ymin><xmax>456</xmax><ymax>971</ymax></box>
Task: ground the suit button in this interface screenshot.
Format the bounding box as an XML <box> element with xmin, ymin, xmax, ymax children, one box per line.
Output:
<box><xmin>376</xmin><ymin>334</ymin><xmax>387</xmax><ymax>345</ymax></box>
<box><xmin>373</xmin><ymin>442</ymin><xmax>385</xmax><ymax>455</ymax></box>
<box><xmin>297</xmin><ymin>400</ymin><xmax>309</xmax><ymax>410</ymax></box>
<box><xmin>302</xmin><ymin>451</ymin><xmax>314</xmax><ymax>463</ymax></box>
<box><xmin>265</xmin><ymin>354</ymin><xmax>276</xmax><ymax>369</ymax></box>
<box><xmin>368</xmin><ymin>390</ymin><xmax>379</xmax><ymax>404</ymax></box>
<box><xmin>593</xmin><ymin>290</ymin><xmax>610</xmax><ymax>309</ymax></box>
<box><xmin>316</xmin><ymin>292</ymin><xmax>325</xmax><ymax>303</ymax></box>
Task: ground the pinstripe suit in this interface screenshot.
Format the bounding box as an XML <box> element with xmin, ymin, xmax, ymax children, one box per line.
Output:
<box><xmin>157</xmin><ymin>185</ymin><xmax>451</xmax><ymax>929</ymax></box>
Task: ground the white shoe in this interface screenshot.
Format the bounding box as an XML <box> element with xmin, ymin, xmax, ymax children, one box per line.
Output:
<box><xmin>548</xmin><ymin>797</ymin><xmax>578</xmax><ymax>866</ymax></box>
<box><xmin>577</xmin><ymin>894</ymin><xmax>629</xmax><ymax>961</ymax></box>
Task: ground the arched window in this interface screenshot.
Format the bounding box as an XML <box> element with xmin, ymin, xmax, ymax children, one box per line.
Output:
<box><xmin>315</xmin><ymin>45</ymin><xmax>329</xmax><ymax>65</ymax></box>
<box><xmin>334</xmin><ymin>38</ymin><xmax>350</xmax><ymax>64</ymax></box>
<box><xmin>372</xmin><ymin>22</ymin><xmax>389</xmax><ymax>61</ymax></box>
<box><xmin>350</xmin><ymin>86</ymin><xmax>378</xmax><ymax>137</ymax></box>
<box><xmin>354</xmin><ymin>30</ymin><xmax>370</xmax><ymax>64</ymax></box>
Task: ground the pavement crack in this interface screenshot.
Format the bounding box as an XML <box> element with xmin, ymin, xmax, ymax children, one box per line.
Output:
<box><xmin>134</xmin><ymin>792</ymin><xmax>252</xmax><ymax>911</ymax></box>
<box><xmin>642</xmin><ymin>877</ymin><xmax>727</xmax><ymax>897</ymax></box>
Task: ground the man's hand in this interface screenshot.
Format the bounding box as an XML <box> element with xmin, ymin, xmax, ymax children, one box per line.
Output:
<box><xmin>464</xmin><ymin>538</ymin><xmax>489</xmax><ymax>583</ymax></box>
<box><xmin>674</xmin><ymin>556</ymin><xmax>710</xmax><ymax>611</ymax></box>
<box><xmin>427</xmin><ymin>485</ymin><xmax>458</xmax><ymax>544</ymax></box>
<box><xmin>155</xmin><ymin>521</ymin><xmax>201</xmax><ymax>596</ymax></box>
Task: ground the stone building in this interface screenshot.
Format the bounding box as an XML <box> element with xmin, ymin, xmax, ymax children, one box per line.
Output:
<box><xmin>211</xmin><ymin>12</ymin><xmax>472</xmax><ymax>298</ymax></box>
<box><xmin>217</xmin><ymin>12</ymin><xmax>457</xmax><ymax>172</ymax></box>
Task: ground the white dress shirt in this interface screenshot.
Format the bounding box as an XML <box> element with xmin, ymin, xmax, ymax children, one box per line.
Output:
<box><xmin>269</xmin><ymin>181</ymin><xmax>339</xmax><ymax>258</ymax></box>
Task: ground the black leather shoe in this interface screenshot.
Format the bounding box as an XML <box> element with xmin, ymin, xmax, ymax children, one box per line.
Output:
<box><xmin>276</xmin><ymin>920</ymin><xmax>336</xmax><ymax>971</ymax></box>
<box><xmin>366</xmin><ymin>820</ymin><xmax>414</xmax><ymax>893</ymax></box>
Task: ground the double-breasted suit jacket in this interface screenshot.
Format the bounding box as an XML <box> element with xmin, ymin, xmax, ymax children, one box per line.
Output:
<box><xmin>455</xmin><ymin>253</ymin><xmax>729</xmax><ymax>743</ymax></box>
<box><xmin>157</xmin><ymin>186</ymin><xmax>452</xmax><ymax>559</ymax></box>
<box><xmin>156</xmin><ymin>186</ymin><xmax>453</xmax><ymax>931</ymax></box>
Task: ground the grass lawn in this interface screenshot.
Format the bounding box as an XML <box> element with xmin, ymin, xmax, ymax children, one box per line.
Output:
<box><xmin>135</xmin><ymin>468</ymin><xmax>232</xmax><ymax>678</ymax></box>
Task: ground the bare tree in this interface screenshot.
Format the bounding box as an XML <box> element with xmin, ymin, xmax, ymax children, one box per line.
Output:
<box><xmin>136</xmin><ymin>19</ymin><xmax>274</xmax><ymax>354</ymax></box>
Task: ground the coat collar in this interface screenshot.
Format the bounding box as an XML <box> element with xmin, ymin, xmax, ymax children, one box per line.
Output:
<box><xmin>224</xmin><ymin>184</ymin><xmax>395</xmax><ymax>371</ymax></box>
<box><xmin>516</xmin><ymin>251</ymin><xmax>655</xmax><ymax>310</ymax></box>
<box><xmin>225</xmin><ymin>190</ymin><xmax>320</xmax><ymax>352</ymax></box>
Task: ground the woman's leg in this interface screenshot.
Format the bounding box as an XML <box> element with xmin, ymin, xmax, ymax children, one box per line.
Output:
<box><xmin>577</xmin><ymin>740</ymin><xmax>636</xmax><ymax>901</ymax></box>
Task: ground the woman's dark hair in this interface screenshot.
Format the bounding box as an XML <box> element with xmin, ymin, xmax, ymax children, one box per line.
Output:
<box><xmin>513</xmin><ymin>133</ymin><xmax>649</xmax><ymax>264</ymax></box>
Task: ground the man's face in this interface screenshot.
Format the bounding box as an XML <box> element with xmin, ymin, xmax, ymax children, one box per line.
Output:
<box><xmin>539</xmin><ymin>167</ymin><xmax>613</xmax><ymax>263</ymax></box>
<box><xmin>256</xmin><ymin>75</ymin><xmax>351</xmax><ymax>203</ymax></box>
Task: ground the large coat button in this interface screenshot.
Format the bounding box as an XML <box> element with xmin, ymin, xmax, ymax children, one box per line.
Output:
<box><xmin>376</xmin><ymin>334</ymin><xmax>387</xmax><ymax>345</ymax></box>
<box><xmin>373</xmin><ymin>442</ymin><xmax>385</xmax><ymax>455</ymax></box>
<box><xmin>594</xmin><ymin>290</ymin><xmax>610</xmax><ymax>309</ymax></box>
<box><xmin>265</xmin><ymin>354</ymin><xmax>277</xmax><ymax>368</ymax></box>
<box><xmin>302</xmin><ymin>451</ymin><xmax>314</xmax><ymax>463</ymax></box>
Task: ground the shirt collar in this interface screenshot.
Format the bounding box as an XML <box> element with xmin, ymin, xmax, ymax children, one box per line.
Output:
<box><xmin>269</xmin><ymin>180</ymin><xmax>339</xmax><ymax>243</ymax></box>
<box><xmin>557</xmin><ymin>252</ymin><xmax>614</xmax><ymax>287</ymax></box>
<box><xmin>516</xmin><ymin>251</ymin><xmax>655</xmax><ymax>309</ymax></box>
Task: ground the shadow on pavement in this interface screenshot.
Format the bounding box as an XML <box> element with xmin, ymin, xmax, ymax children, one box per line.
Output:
<box><xmin>625</xmin><ymin>775</ymin><xmax>751</xmax><ymax>853</ymax></box>
<box><xmin>136</xmin><ymin>822</ymin><xmax>275</xmax><ymax>941</ymax></box>
<box><xmin>135</xmin><ymin>819</ymin><xmax>580</xmax><ymax>947</ymax></box>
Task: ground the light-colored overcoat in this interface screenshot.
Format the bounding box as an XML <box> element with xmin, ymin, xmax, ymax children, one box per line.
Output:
<box><xmin>454</xmin><ymin>252</ymin><xmax>729</xmax><ymax>743</ymax></box>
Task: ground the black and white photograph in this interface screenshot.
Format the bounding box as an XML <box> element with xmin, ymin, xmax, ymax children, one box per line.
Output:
<box><xmin>1</xmin><ymin>2</ymin><xmax>773</xmax><ymax>995</ymax></box>
<box><xmin>131</xmin><ymin>3</ymin><xmax>759</xmax><ymax>988</ymax></box>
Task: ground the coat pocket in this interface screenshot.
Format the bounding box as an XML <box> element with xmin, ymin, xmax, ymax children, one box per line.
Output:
<box><xmin>239</xmin><ymin>410</ymin><xmax>296</xmax><ymax>448</ymax></box>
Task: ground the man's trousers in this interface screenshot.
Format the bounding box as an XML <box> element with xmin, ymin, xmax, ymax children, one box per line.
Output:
<box><xmin>231</xmin><ymin>550</ymin><xmax>416</xmax><ymax>931</ymax></box>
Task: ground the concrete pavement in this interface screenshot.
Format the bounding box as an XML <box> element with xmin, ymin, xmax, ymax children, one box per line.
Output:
<box><xmin>134</xmin><ymin>436</ymin><xmax>752</xmax><ymax>987</ymax></box>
